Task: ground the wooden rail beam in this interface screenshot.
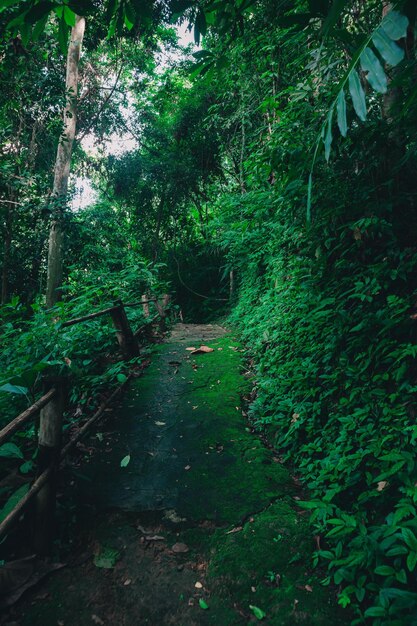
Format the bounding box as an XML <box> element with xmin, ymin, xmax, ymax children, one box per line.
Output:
<box><xmin>61</xmin><ymin>305</ymin><xmax>120</xmax><ymax>328</ymax></box>
<box><xmin>0</xmin><ymin>388</ymin><xmax>56</xmax><ymax>446</ymax></box>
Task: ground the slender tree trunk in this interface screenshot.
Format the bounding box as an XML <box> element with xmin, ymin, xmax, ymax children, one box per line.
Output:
<box><xmin>46</xmin><ymin>16</ymin><xmax>85</xmax><ymax>307</ymax></box>
<box><xmin>152</xmin><ymin>194</ymin><xmax>165</xmax><ymax>262</ymax></box>
<box><xmin>1</xmin><ymin>203</ymin><xmax>13</xmax><ymax>304</ymax></box>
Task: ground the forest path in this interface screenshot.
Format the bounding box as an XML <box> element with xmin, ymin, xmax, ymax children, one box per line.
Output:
<box><xmin>10</xmin><ymin>324</ymin><xmax>348</xmax><ymax>625</ymax></box>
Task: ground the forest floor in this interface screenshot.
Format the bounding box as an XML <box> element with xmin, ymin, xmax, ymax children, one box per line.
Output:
<box><xmin>2</xmin><ymin>324</ymin><xmax>349</xmax><ymax>625</ymax></box>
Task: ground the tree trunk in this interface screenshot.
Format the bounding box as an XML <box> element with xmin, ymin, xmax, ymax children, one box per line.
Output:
<box><xmin>46</xmin><ymin>16</ymin><xmax>85</xmax><ymax>308</ymax></box>
<box><xmin>1</xmin><ymin>203</ymin><xmax>13</xmax><ymax>305</ymax></box>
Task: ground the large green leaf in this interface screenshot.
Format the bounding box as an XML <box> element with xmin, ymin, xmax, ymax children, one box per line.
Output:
<box><xmin>0</xmin><ymin>0</ymin><xmax>21</xmax><ymax>12</ymax></box>
<box><xmin>336</xmin><ymin>88</ymin><xmax>347</xmax><ymax>137</ymax></box>
<box><xmin>307</xmin><ymin>172</ymin><xmax>313</xmax><ymax>223</ymax></box>
<box><xmin>323</xmin><ymin>107</ymin><xmax>334</xmax><ymax>162</ymax></box>
<box><xmin>381</xmin><ymin>10</ymin><xmax>409</xmax><ymax>41</ymax></box>
<box><xmin>348</xmin><ymin>69</ymin><xmax>367</xmax><ymax>122</ymax></box>
<box><xmin>0</xmin><ymin>383</ymin><xmax>28</xmax><ymax>395</ymax></box>
<box><xmin>63</xmin><ymin>6</ymin><xmax>76</xmax><ymax>27</ymax></box>
<box><xmin>58</xmin><ymin>14</ymin><xmax>69</xmax><ymax>53</ymax></box>
<box><xmin>372</xmin><ymin>28</ymin><xmax>404</xmax><ymax>66</ymax></box>
<box><xmin>194</xmin><ymin>10</ymin><xmax>207</xmax><ymax>44</ymax></box>
<box><xmin>0</xmin><ymin>484</ymin><xmax>29</xmax><ymax>524</ymax></box>
<box><xmin>360</xmin><ymin>47</ymin><xmax>387</xmax><ymax>94</ymax></box>
<box><xmin>32</xmin><ymin>13</ymin><xmax>49</xmax><ymax>40</ymax></box>
<box><xmin>0</xmin><ymin>443</ymin><xmax>24</xmax><ymax>460</ymax></box>
<box><xmin>25</xmin><ymin>1</ymin><xmax>55</xmax><ymax>25</ymax></box>
<box><xmin>322</xmin><ymin>0</ymin><xmax>347</xmax><ymax>36</ymax></box>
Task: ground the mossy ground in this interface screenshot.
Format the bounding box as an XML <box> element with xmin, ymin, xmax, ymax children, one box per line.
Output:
<box><xmin>3</xmin><ymin>325</ymin><xmax>350</xmax><ymax>625</ymax></box>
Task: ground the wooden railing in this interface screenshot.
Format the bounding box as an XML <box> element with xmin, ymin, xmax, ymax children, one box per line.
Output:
<box><xmin>0</xmin><ymin>295</ymin><xmax>170</xmax><ymax>554</ymax></box>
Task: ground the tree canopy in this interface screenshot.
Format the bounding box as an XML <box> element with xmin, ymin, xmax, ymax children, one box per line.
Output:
<box><xmin>1</xmin><ymin>1</ymin><xmax>417</xmax><ymax>623</ymax></box>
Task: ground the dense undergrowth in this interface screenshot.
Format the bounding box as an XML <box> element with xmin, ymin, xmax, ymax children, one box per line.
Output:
<box><xmin>218</xmin><ymin>163</ymin><xmax>417</xmax><ymax>623</ymax></box>
<box><xmin>194</xmin><ymin>3</ymin><xmax>417</xmax><ymax>622</ymax></box>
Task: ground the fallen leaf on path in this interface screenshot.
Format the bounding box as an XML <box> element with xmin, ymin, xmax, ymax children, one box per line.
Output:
<box><xmin>195</xmin><ymin>581</ymin><xmax>203</xmax><ymax>589</ymax></box>
<box><xmin>199</xmin><ymin>599</ymin><xmax>209</xmax><ymax>610</ymax></box>
<box><xmin>172</xmin><ymin>542</ymin><xmax>189</xmax><ymax>553</ymax></box>
<box><xmin>189</xmin><ymin>346</ymin><xmax>214</xmax><ymax>355</ymax></box>
<box><xmin>93</xmin><ymin>547</ymin><xmax>120</xmax><ymax>569</ymax></box>
<box><xmin>145</xmin><ymin>535</ymin><xmax>165</xmax><ymax>542</ymax></box>
<box><xmin>249</xmin><ymin>605</ymin><xmax>266</xmax><ymax>620</ymax></box>
<box><xmin>120</xmin><ymin>454</ymin><xmax>130</xmax><ymax>468</ymax></box>
<box><xmin>226</xmin><ymin>526</ymin><xmax>243</xmax><ymax>534</ymax></box>
<box><xmin>155</xmin><ymin>421</ymin><xmax>166</xmax><ymax>426</ymax></box>
<box><xmin>305</xmin><ymin>585</ymin><xmax>313</xmax><ymax>592</ymax></box>
<box><xmin>123</xmin><ymin>579</ymin><xmax>132</xmax><ymax>586</ymax></box>
<box><xmin>184</xmin><ymin>465</ymin><xmax>191</xmax><ymax>470</ymax></box>
<box><xmin>163</xmin><ymin>509</ymin><xmax>187</xmax><ymax>524</ymax></box>
<box><xmin>185</xmin><ymin>347</ymin><xmax>196</xmax><ymax>351</ymax></box>
<box><xmin>92</xmin><ymin>615</ymin><xmax>104</xmax><ymax>625</ymax></box>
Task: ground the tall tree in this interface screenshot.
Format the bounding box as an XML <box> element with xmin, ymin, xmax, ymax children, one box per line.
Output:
<box><xmin>46</xmin><ymin>15</ymin><xmax>85</xmax><ymax>307</ymax></box>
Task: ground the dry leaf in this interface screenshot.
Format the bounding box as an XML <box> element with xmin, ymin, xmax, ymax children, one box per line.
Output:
<box><xmin>305</xmin><ymin>585</ymin><xmax>313</xmax><ymax>592</ymax></box>
<box><xmin>145</xmin><ymin>535</ymin><xmax>165</xmax><ymax>542</ymax></box>
<box><xmin>92</xmin><ymin>616</ymin><xmax>104</xmax><ymax>625</ymax></box>
<box><xmin>189</xmin><ymin>346</ymin><xmax>214</xmax><ymax>355</ymax></box>
<box><xmin>155</xmin><ymin>421</ymin><xmax>166</xmax><ymax>426</ymax></box>
<box><xmin>184</xmin><ymin>465</ymin><xmax>191</xmax><ymax>470</ymax></box>
<box><xmin>195</xmin><ymin>582</ymin><xmax>203</xmax><ymax>589</ymax></box>
<box><xmin>226</xmin><ymin>526</ymin><xmax>243</xmax><ymax>534</ymax></box>
<box><xmin>123</xmin><ymin>579</ymin><xmax>132</xmax><ymax>586</ymax></box>
<box><xmin>172</xmin><ymin>542</ymin><xmax>189</xmax><ymax>554</ymax></box>
<box><xmin>377</xmin><ymin>481</ymin><xmax>388</xmax><ymax>492</ymax></box>
<box><xmin>185</xmin><ymin>347</ymin><xmax>196</xmax><ymax>351</ymax></box>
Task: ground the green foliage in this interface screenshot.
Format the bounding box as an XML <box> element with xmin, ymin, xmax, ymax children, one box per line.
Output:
<box><xmin>1</xmin><ymin>0</ymin><xmax>417</xmax><ymax>623</ymax></box>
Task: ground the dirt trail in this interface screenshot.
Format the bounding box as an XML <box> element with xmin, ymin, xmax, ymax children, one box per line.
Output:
<box><xmin>3</xmin><ymin>324</ymin><xmax>349</xmax><ymax>625</ymax></box>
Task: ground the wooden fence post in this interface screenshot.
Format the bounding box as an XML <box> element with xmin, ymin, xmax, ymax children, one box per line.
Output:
<box><xmin>154</xmin><ymin>294</ymin><xmax>170</xmax><ymax>333</ymax></box>
<box><xmin>141</xmin><ymin>294</ymin><xmax>150</xmax><ymax>318</ymax></box>
<box><xmin>34</xmin><ymin>377</ymin><xmax>66</xmax><ymax>555</ymax></box>
<box><xmin>110</xmin><ymin>301</ymin><xmax>139</xmax><ymax>360</ymax></box>
<box><xmin>229</xmin><ymin>269</ymin><xmax>235</xmax><ymax>301</ymax></box>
